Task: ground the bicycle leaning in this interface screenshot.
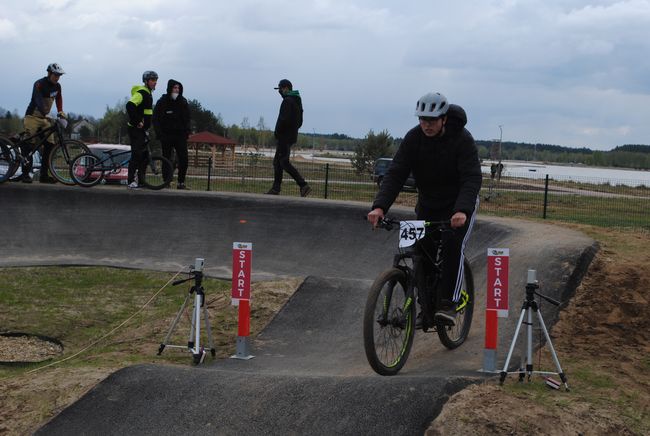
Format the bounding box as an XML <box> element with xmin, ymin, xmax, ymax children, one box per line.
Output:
<box><xmin>69</xmin><ymin>134</ymin><xmax>172</xmax><ymax>190</ymax></box>
<box><xmin>363</xmin><ymin>218</ymin><xmax>475</xmax><ymax>376</ymax></box>
<box><xmin>0</xmin><ymin>116</ymin><xmax>89</xmax><ymax>184</ymax></box>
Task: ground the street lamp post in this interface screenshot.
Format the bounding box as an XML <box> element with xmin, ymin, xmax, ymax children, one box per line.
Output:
<box><xmin>498</xmin><ymin>124</ymin><xmax>503</xmax><ymax>157</ymax></box>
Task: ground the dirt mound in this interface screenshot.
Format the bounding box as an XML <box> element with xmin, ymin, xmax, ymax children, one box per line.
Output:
<box><xmin>428</xmin><ymin>228</ymin><xmax>650</xmax><ymax>435</ymax></box>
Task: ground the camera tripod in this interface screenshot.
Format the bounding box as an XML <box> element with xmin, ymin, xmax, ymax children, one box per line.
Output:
<box><xmin>158</xmin><ymin>258</ymin><xmax>216</xmax><ymax>365</ymax></box>
<box><xmin>499</xmin><ymin>270</ymin><xmax>569</xmax><ymax>390</ymax></box>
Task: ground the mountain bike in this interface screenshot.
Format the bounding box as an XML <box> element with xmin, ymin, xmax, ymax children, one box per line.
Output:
<box><xmin>363</xmin><ymin>218</ymin><xmax>475</xmax><ymax>376</ymax></box>
<box><xmin>69</xmin><ymin>137</ymin><xmax>172</xmax><ymax>190</ymax></box>
<box><xmin>0</xmin><ymin>116</ymin><xmax>89</xmax><ymax>184</ymax></box>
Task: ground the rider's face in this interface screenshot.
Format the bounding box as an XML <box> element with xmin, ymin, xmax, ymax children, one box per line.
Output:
<box><xmin>48</xmin><ymin>73</ymin><xmax>62</xmax><ymax>85</ymax></box>
<box><xmin>146</xmin><ymin>79</ymin><xmax>157</xmax><ymax>90</ymax></box>
<box><xmin>419</xmin><ymin>116</ymin><xmax>445</xmax><ymax>137</ymax></box>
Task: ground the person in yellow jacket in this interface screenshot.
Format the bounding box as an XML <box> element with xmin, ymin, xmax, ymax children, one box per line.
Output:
<box><xmin>21</xmin><ymin>63</ymin><xmax>67</xmax><ymax>183</ymax></box>
<box><xmin>125</xmin><ymin>70</ymin><xmax>157</xmax><ymax>189</ymax></box>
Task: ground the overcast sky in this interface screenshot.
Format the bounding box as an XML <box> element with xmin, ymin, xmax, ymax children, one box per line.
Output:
<box><xmin>2</xmin><ymin>0</ymin><xmax>650</xmax><ymax>150</ymax></box>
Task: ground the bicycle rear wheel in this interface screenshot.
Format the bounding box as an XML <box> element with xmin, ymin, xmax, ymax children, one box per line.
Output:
<box><xmin>141</xmin><ymin>155</ymin><xmax>172</xmax><ymax>190</ymax></box>
<box><xmin>49</xmin><ymin>139</ymin><xmax>90</xmax><ymax>185</ymax></box>
<box><xmin>363</xmin><ymin>268</ymin><xmax>416</xmax><ymax>376</ymax></box>
<box><xmin>70</xmin><ymin>153</ymin><xmax>105</xmax><ymax>187</ymax></box>
<box><xmin>0</xmin><ymin>136</ymin><xmax>19</xmax><ymax>183</ymax></box>
<box><xmin>436</xmin><ymin>259</ymin><xmax>474</xmax><ymax>349</ymax></box>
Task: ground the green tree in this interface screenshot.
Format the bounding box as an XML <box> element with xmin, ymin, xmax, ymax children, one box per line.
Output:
<box><xmin>351</xmin><ymin>129</ymin><xmax>393</xmax><ymax>175</ymax></box>
<box><xmin>96</xmin><ymin>99</ymin><xmax>128</xmax><ymax>143</ymax></box>
<box><xmin>188</xmin><ymin>99</ymin><xmax>225</xmax><ymax>135</ymax></box>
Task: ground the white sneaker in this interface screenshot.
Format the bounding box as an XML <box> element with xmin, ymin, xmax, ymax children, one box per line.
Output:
<box><xmin>127</xmin><ymin>181</ymin><xmax>139</xmax><ymax>190</ymax></box>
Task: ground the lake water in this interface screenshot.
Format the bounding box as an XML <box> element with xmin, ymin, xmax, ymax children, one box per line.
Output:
<box><xmin>238</xmin><ymin>149</ymin><xmax>650</xmax><ymax>187</ymax></box>
<box><xmin>484</xmin><ymin>161</ymin><xmax>650</xmax><ymax>187</ymax></box>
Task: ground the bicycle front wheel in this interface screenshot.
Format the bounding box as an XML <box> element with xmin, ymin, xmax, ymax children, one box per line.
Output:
<box><xmin>363</xmin><ymin>268</ymin><xmax>416</xmax><ymax>376</ymax></box>
<box><xmin>0</xmin><ymin>136</ymin><xmax>19</xmax><ymax>183</ymax></box>
<box><xmin>49</xmin><ymin>139</ymin><xmax>90</xmax><ymax>185</ymax></box>
<box><xmin>70</xmin><ymin>153</ymin><xmax>104</xmax><ymax>187</ymax></box>
<box><xmin>437</xmin><ymin>259</ymin><xmax>475</xmax><ymax>349</ymax></box>
<box><xmin>141</xmin><ymin>155</ymin><xmax>173</xmax><ymax>190</ymax></box>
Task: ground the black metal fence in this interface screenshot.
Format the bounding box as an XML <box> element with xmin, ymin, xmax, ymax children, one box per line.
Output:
<box><xmin>173</xmin><ymin>155</ymin><xmax>650</xmax><ymax>229</ymax></box>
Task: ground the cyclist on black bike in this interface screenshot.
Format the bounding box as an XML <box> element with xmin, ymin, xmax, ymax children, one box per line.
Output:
<box><xmin>126</xmin><ymin>70</ymin><xmax>157</xmax><ymax>189</ymax></box>
<box><xmin>20</xmin><ymin>62</ymin><xmax>67</xmax><ymax>183</ymax></box>
<box><xmin>367</xmin><ymin>92</ymin><xmax>482</xmax><ymax>327</ymax></box>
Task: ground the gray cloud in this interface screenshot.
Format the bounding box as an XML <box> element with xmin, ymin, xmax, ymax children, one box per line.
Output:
<box><xmin>2</xmin><ymin>0</ymin><xmax>650</xmax><ymax>150</ymax></box>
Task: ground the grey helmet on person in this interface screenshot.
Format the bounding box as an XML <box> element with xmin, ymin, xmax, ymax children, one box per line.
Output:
<box><xmin>142</xmin><ymin>70</ymin><xmax>159</xmax><ymax>82</ymax></box>
<box><xmin>47</xmin><ymin>63</ymin><xmax>65</xmax><ymax>75</ymax></box>
<box><xmin>415</xmin><ymin>92</ymin><xmax>449</xmax><ymax>118</ymax></box>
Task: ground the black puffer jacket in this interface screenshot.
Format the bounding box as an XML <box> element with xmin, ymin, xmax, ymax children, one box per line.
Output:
<box><xmin>153</xmin><ymin>79</ymin><xmax>191</xmax><ymax>137</ymax></box>
<box><xmin>372</xmin><ymin>104</ymin><xmax>482</xmax><ymax>218</ymax></box>
<box><xmin>274</xmin><ymin>90</ymin><xmax>303</xmax><ymax>145</ymax></box>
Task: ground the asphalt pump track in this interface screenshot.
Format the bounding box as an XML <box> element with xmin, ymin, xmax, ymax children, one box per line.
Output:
<box><xmin>1</xmin><ymin>184</ymin><xmax>597</xmax><ymax>435</ymax></box>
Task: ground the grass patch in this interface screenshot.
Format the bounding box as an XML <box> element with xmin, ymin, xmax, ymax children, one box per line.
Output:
<box><xmin>0</xmin><ymin>266</ymin><xmax>297</xmax><ymax>377</ymax></box>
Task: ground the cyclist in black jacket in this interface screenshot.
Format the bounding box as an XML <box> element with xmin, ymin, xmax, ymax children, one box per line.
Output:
<box><xmin>266</xmin><ymin>79</ymin><xmax>311</xmax><ymax>197</ymax></box>
<box><xmin>125</xmin><ymin>70</ymin><xmax>157</xmax><ymax>189</ymax></box>
<box><xmin>153</xmin><ymin>79</ymin><xmax>191</xmax><ymax>189</ymax></box>
<box><xmin>367</xmin><ymin>92</ymin><xmax>482</xmax><ymax>327</ymax></box>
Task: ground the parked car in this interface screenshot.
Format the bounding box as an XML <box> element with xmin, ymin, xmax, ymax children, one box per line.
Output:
<box><xmin>373</xmin><ymin>158</ymin><xmax>417</xmax><ymax>192</ymax></box>
<box><xmin>86</xmin><ymin>144</ymin><xmax>131</xmax><ymax>185</ymax></box>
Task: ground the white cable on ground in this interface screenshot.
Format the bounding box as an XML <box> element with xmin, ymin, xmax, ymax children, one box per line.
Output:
<box><xmin>27</xmin><ymin>268</ymin><xmax>185</xmax><ymax>374</ymax></box>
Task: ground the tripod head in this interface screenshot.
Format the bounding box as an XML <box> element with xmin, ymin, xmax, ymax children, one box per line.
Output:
<box><xmin>525</xmin><ymin>269</ymin><xmax>560</xmax><ymax>306</ymax></box>
<box><xmin>172</xmin><ymin>258</ymin><xmax>205</xmax><ymax>293</ymax></box>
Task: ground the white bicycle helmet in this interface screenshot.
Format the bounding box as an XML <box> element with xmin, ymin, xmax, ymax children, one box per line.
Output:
<box><xmin>415</xmin><ymin>92</ymin><xmax>448</xmax><ymax>118</ymax></box>
<box><xmin>47</xmin><ymin>63</ymin><xmax>65</xmax><ymax>75</ymax></box>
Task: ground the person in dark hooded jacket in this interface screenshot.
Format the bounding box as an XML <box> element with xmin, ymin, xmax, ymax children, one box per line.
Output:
<box><xmin>266</xmin><ymin>79</ymin><xmax>311</xmax><ymax>197</ymax></box>
<box><xmin>153</xmin><ymin>79</ymin><xmax>191</xmax><ymax>189</ymax></box>
<box><xmin>367</xmin><ymin>92</ymin><xmax>482</xmax><ymax>328</ymax></box>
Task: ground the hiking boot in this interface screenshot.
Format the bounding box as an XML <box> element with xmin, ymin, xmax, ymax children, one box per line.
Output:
<box><xmin>434</xmin><ymin>303</ymin><xmax>458</xmax><ymax>326</ymax></box>
<box><xmin>265</xmin><ymin>188</ymin><xmax>280</xmax><ymax>195</ymax></box>
<box><xmin>300</xmin><ymin>184</ymin><xmax>312</xmax><ymax>197</ymax></box>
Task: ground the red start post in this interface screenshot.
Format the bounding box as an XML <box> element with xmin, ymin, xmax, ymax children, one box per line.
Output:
<box><xmin>232</xmin><ymin>242</ymin><xmax>252</xmax><ymax>336</ymax></box>
<box><xmin>485</xmin><ymin>248</ymin><xmax>509</xmax><ymax>352</ymax></box>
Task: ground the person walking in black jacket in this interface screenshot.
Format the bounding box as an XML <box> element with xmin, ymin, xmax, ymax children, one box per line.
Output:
<box><xmin>153</xmin><ymin>79</ymin><xmax>191</xmax><ymax>189</ymax></box>
<box><xmin>125</xmin><ymin>70</ymin><xmax>157</xmax><ymax>189</ymax></box>
<box><xmin>266</xmin><ymin>79</ymin><xmax>311</xmax><ymax>197</ymax></box>
<box><xmin>367</xmin><ymin>92</ymin><xmax>482</xmax><ymax>328</ymax></box>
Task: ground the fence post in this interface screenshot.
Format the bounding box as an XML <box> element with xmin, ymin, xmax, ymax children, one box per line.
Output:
<box><xmin>207</xmin><ymin>156</ymin><xmax>212</xmax><ymax>191</ymax></box>
<box><xmin>543</xmin><ymin>174</ymin><xmax>549</xmax><ymax>219</ymax></box>
<box><xmin>324</xmin><ymin>163</ymin><xmax>330</xmax><ymax>199</ymax></box>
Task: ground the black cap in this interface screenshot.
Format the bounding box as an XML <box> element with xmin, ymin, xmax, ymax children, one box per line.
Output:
<box><xmin>274</xmin><ymin>79</ymin><xmax>292</xmax><ymax>90</ymax></box>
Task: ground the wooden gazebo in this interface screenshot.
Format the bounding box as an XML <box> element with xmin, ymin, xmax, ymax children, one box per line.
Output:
<box><xmin>187</xmin><ymin>131</ymin><xmax>237</xmax><ymax>168</ymax></box>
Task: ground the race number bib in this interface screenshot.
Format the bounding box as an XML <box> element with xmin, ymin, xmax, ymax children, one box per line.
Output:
<box><xmin>399</xmin><ymin>221</ymin><xmax>426</xmax><ymax>248</ymax></box>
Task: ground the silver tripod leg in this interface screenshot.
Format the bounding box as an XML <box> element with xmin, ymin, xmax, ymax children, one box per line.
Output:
<box><xmin>189</xmin><ymin>293</ymin><xmax>200</xmax><ymax>354</ymax></box>
<box><xmin>203</xmin><ymin>302</ymin><xmax>216</xmax><ymax>357</ymax></box>
<box><xmin>536</xmin><ymin>309</ymin><xmax>569</xmax><ymax>390</ymax></box>
<box><xmin>158</xmin><ymin>293</ymin><xmax>191</xmax><ymax>355</ymax></box>
<box><xmin>500</xmin><ymin>306</ymin><xmax>528</xmax><ymax>381</ymax></box>
<box><xmin>526</xmin><ymin>305</ymin><xmax>534</xmax><ymax>380</ymax></box>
